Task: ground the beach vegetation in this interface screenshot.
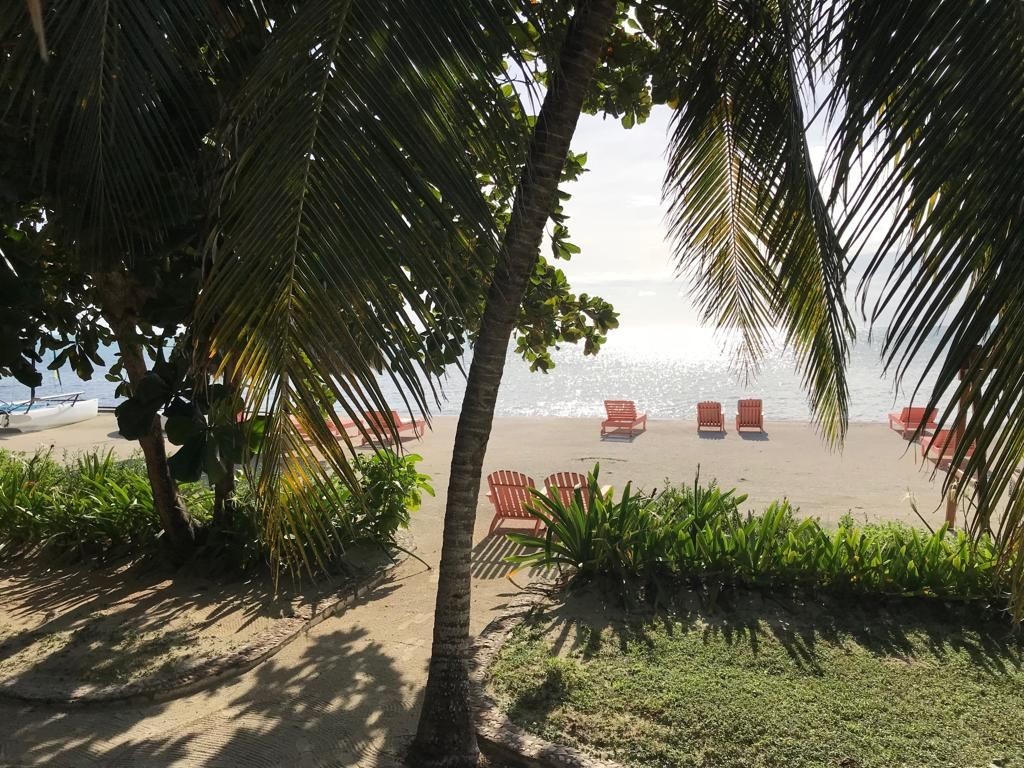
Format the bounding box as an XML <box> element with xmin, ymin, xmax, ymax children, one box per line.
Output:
<box><xmin>1</xmin><ymin>1</ymin><xmax>617</xmax><ymax>569</ymax></box>
<box><xmin>508</xmin><ymin>468</ymin><xmax>1004</xmax><ymax>606</ymax></box>
<box><xmin>0</xmin><ymin>448</ymin><xmax>429</xmax><ymax>571</ymax></box>
<box><xmin>3</xmin><ymin>1</ymin><xmax>1023</xmax><ymax>765</ymax></box>
<box><xmin>422</xmin><ymin>0</ymin><xmax>1024</xmax><ymax>758</ymax></box>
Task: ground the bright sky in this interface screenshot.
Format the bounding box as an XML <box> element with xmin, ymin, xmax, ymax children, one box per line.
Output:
<box><xmin>558</xmin><ymin>107</ymin><xmax>676</xmax><ymax>284</ymax></box>
<box><xmin>558</xmin><ymin>104</ymin><xmax>833</xmax><ymax>288</ymax></box>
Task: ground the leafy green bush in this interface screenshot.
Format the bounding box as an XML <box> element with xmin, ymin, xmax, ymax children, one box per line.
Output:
<box><xmin>350</xmin><ymin>451</ymin><xmax>433</xmax><ymax>543</ymax></box>
<box><xmin>0</xmin><ymin>448</ymin><xmax>431</xmax><ymax>569</ymax></box>
<box><xmin>212</xmin><ymin>450</ymin><xmax>434</xmax><ymax>572</ymax></box>
<box><xmin>0</xmin><ymin>450</ymin><xmax>210</xmax><ymax>559</ymax></box>
<box><xmin>508</xmin><ymin>466</ymin><xmax>1003</xmax><ymax>603</ymax></box>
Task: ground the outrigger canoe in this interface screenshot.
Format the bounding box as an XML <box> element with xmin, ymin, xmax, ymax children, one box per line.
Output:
<box><xmin>0</xmin><ymin>393</ymin><xmax>99</xmax><ymax>432</ymax></box>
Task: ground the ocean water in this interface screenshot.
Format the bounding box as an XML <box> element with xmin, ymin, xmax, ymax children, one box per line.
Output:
<box><xmin>0</xmin><ymin>280</ymin><xmax>944</xmax><ymax>424</ymax></box>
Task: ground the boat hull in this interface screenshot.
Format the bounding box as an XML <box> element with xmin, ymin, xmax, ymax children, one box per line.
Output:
<box><xmin>2</xmin><ymin>399</ymin><xmax>100</xmax><ymax>432</ymax></box>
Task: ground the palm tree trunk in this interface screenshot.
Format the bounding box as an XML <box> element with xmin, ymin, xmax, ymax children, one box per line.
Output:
<box><xmin>96</xmin><ymin>273</ymin><xmax>197</xmax><ymax>557</ymax></box>
<box><xmin>119</xmin><ymin>339</ymin><xmax>197</xmax><ymax>556</ymax></box>
<box><xmin>213</xmin><ymin>468</ymin><xmax>237</xmax><ymax>529</ymax></box>
<box><xmin>409</xmin><ymin>2</ymin><xmax>617</xmax><ymax>764</ymax></box>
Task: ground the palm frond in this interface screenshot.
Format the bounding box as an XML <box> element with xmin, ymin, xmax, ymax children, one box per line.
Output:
<box><xmin>196</xmin><ymin>0</ymin><xmax>528</xmax><ymax>570</ymax></box>
<box><xmin>822</xmin><ymin>0</ymin><xmax>1024</xmax><ymax>542</ymax></box>
<box><xmin>1</xmin><ymin>0</ymin><xmax>224</xmax><ymax>265</ymax></box>
<box><xmin>661</xmin><ymin>0</ymin><xmax>854</xmax><ymax>443</ymax></box>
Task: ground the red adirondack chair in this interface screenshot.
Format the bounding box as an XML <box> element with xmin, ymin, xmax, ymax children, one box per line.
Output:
<box><xmin>544</xmin><ymin>471</ymin><xmax>590</xmax><ymax>511</ymax></box>
<box><xmin>289</xmin><ymin>414</ymin><xmax>359</xmax><ymax>444</ymax></box>
<box><xmin>362</xmin><ymin>410</ymin><xmax>425</xmax><ymax>444</ymax></box>
<box><xmin>601</xmin><ymin>400</ymin><xmax>647</xmax><ymax>438</ymax></box>
<box><xmin>486</xmin><ymin>470</ymin><xmax>540</xmax><ymax>535</ymax></box>
<box><xmin>888</xmin><ymin>406</ymin><xmax>938</xmax><ymax>438</ymax></box>
<box><xmin>697</xmin><ymin>401</ymin><xmax>725</xmax><ymax>432</ymax></box>
<box><xmin>921</xmin><ymin>429</ymin><xmax>975</xmax><ymax>469</ymax></box>
<box><xmin>735</xmin><ymin>399</ymin><xmax>764</xmax><ymax>433</ymax></box>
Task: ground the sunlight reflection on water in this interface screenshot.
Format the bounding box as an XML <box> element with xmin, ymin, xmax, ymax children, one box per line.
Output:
<box><xmin>1</xmin><ymin>319</ymin><xmax>945</xmax><ymax>424</ymax></box>
<box><xmin>420</xmin><ymin>323</ymin><xmax>944</xmax><ymax>422</ymax></box>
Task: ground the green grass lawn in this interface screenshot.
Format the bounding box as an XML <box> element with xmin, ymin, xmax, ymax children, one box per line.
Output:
<box><xmin>490</xmin><ymin>590</ymin><xmax>1024</xmax><ymax>768</ymax></box>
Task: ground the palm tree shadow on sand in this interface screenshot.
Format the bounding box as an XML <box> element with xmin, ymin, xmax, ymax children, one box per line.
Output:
<box><xmin>0</xmin><ymin>581</ymin><xmax>421</xmax><ymax>768</ymax></box>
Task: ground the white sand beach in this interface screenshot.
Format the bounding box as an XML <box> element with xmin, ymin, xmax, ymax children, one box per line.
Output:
<box><xmin>0</xmin><ymin>413</ymin><xmax>950</xmax><ymax>530</ymax></box>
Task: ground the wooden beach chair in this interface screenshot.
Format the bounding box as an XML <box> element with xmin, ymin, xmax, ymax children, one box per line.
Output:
<box><xmin>735</xmin><ymin>399</ymin><xmax>764</xmax><ymax>433</ymax></box>
<box><xmin>544</xmin><ymin>471</ymin><xmax>589</xmax><ymax>511</ymax></box>
<box><xmin>697</xmin><ymin>401</ymin><xmax>725</xmax><ymax>432</ymax></box>
<box><xmin>601</xmin><ymin>400</ymin><xmax>647</xmax><ymax>438</ymax></box>
<box><xmin>921</xmin><ymin>429</ymin><xmax>975</xmax><ymax>469</ymax></box>
<box><xmin>888</xmin><ymin>406</ymin><xmax>938</xmax><ymax>438</ymax></box>
<box><xmin>486</xmin><ymin>470</ymin><xmax>540</xmax><ymax>535</ymax></box>
<box><xmin>362</xmin><ymin>410</ymin><xmax>425</xmax><ymax>444</ymax></box>
<box><xmin>288</xmin><ymin>413</ymin><xmax>359</xmax><ymax>444</ymax></box>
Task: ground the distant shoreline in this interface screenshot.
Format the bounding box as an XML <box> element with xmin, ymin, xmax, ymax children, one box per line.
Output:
<box><xmin>95</xmin><ymin>404</ymin><xmax>891</xmax><ymax>426</ymax></box>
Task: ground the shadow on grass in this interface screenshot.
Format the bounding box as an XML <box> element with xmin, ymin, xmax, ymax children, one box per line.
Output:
<box><xmin>523</xmin><ymin>583</ymin><xmax>1021</xmax><ymax>682</ymax></box>
<box><xmin>0</xmin><ymin>580</ymin><xmax>419</xmax><ymax>768</ymax></box>
<box><xmin>493</xmin><ymin>584</ymin><xmax>1024</xmax><ymax>768</ymax></box>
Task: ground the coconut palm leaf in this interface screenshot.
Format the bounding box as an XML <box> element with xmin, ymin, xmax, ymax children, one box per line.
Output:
<box><xmin>195</xmin><ymin>0</ymin><xmax>528</xmax><ymax>570</ymax></box>
<box><xmin>818</xmin><ymin>0</ymin><xmax>1024</xmax><ymax>615</ymax></box>
<box><xmin>821</xmin><ymin>0</ymin><xmax>1024</xmax><ymax>589</ymax></box>
<box><xmin>1</xmin><ymin>0</ymin><xmax>226</xmax><ymax>266</ymax></box>
<box><xmin>661</xmin><ymin>0</ymin><xmax>854</xmax><ymax>443</ymax></box>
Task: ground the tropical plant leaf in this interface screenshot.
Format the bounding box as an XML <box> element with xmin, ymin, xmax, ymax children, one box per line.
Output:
<box><xmin>1</xmin><ymin>0</ymin><xmax>224</xmax><ymax>266</ymax></box>
<box><xmin>25</xmin><ymin>0</ymin><xmax>46</xmax><ymax>61</ymax></box>
<box><xmin>820</xmin><ymin>0</ymin><xmax>1024</xmax><ymax>587</ymax></box>
<box><xmin>195</xmin><ymin>0</ymin><xmax>528</xmax><ymax>572</ymax></box>
<box><xmin>660</xmin><ymin>0</ymin><xmax>854</xmax><ymax>443</ymax></box>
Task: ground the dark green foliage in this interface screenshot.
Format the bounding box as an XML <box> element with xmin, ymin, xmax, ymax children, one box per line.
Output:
<box><xmin>350</xmin><ymin>451</ymin><xmax>434</xmax><ymax>544</ymax></box>
<box><xmin>0</xmin><ymin>448</ymin><xmax>429</xmax><ymax>570</ymax></box>
<box><xmin>508</xmin><ymin>467</ymin><xmax>1004</xmax><ymax>604</ymax></box>
<box><xmin>0</xmin><ymin>450</ymin><xmax>210</xmax><ymax>561</ymax></box>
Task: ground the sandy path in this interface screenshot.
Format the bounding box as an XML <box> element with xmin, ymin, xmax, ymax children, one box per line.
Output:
<box><xmin>0</xmin><ymin>415</ymin><xmax>949</xmax><ymax>767</ymax></box>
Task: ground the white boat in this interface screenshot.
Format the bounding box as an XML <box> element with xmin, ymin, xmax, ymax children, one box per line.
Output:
<box><xmin>0</xmin><ymin>393</ymin><xmax>100</xmax><ymax>432</ymax></box>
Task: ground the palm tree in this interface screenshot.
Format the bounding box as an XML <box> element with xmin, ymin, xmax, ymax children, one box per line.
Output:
<box><xmin>655</xmin><ymin>0</ymin><xmax>1024</xmax><ymax>610</ymax></box>
<box><xmin>2</xmin><ymin>1</ymin><xmax>232</xmax><ymax>553</ymax></box>
<box><xmin>408</xmin><ymin>2</ymin><xmax>619</xmax><ymax>763</ymax></box>
<box><xmin>11</xmin><ymin>0</ymin><xmax>1023</xmax><ymax>761</ymax></box>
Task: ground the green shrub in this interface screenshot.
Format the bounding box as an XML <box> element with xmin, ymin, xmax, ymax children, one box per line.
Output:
<box><xmin>0</xmin><ymin>448</ymin><xmax>431</xmax><ymax>570</ymax></box>
<box><xmin>349</xmin><ymin>451</ymin><xmax>433</xmax><ymax>544</ymax></box>
<box><xmin>0</xmin><ymin>450</ymin><xmax>175</xmax><ymax>559</ymax></box>
<box><xmin>211</xmin><ymin>450</ymin><xmax>433</xmax><ymax>573</ymax></box>
<box><xmin>508</xmin><ymin>466</ymin><xmax>1004</xmax><ymax>604</ymax></box>
<box><xmin>507</xmin><ymin>472</ymin><xmax>654</xmax><ymax>582</ymax></box>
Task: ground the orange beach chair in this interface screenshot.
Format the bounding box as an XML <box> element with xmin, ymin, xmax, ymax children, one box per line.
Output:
<box><xmin>888</xmin><ymin>406</ymin><xmax>938</xmax><ymax>438</ymax></box>
<box><xmin>697</xmin><ymin>401</ymin><xmax>725</xmax><ymax>432</ymax></box>
<box><xmin>921</xmin><ymin>429</ymin><xmax>975</xmax><ymax>469</ymax></box>
<box><xmin>362</xmin><ymin>410</ymin><xmax>425</xmax><ymax>444</ymax></box>
<box><xmin>289</xmin><ymin>414</ymin><xmax>359</xmax><ymax>444</ymax></box>
<box><xmin>601</xmin><ymin>400</ymin><xmax>647</xmax><ymax>438</ymax></box>
<box><xmin>544</xmin><ymin>471</ymin><xmax>589</xmax><ymax>511</ymax></box>
<box><xmin>486</xmin><ymin>470</ymin><xmax>540</xmax><ymax>535</ymax></box>
<box><xmin>735</xmin><ymin>399</ymin><xmax>764</xmax><ymax>433</ymax></box>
